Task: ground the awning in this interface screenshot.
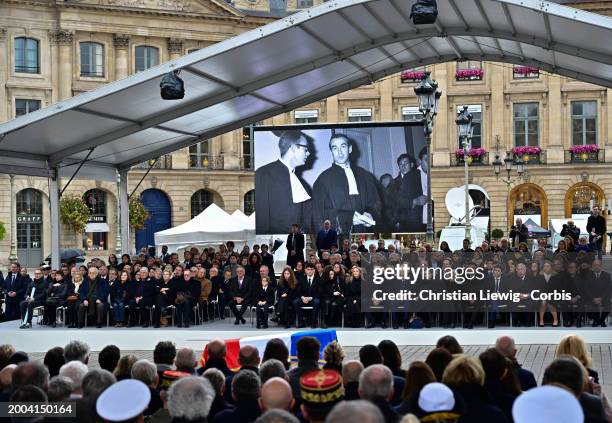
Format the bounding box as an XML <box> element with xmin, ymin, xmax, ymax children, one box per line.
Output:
<box><xmin>85</xmin><ymin>223</ymin><xmax>110</xmax><ymax>233</ymax></box>
<box><xmin>0</xmin><ymin>0</ymin><xmax>609</xmax><ymax>180</ymax></box>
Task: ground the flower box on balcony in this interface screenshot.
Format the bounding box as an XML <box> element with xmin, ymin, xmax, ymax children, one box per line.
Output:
<box><xmin>513</xmin><ymin>66</ymin><xmax>540</xmax><ymax>79</ymax></box>
<box><xmin>569</xmin><ymin>145</ymin><xmax>600</xmax><ymax>163</ymax></box>
<box><xmin>512</xmin><ymin>146</ymin><xmax>541</xmax><ymax>164</ymax></box>
<box><xmin>455</xmin><ymin>69</ymin><xmax>484</xmax><ymax>81</ymax></box>
<box><xmin>455</xmin><ymin>148</ymin><xmax>487</xmax><ymax>165</ymax></box>
<box><xmin>400</xmin><ymin>70</ymin><xmax>425</xmax><ymax>83</ymax></box>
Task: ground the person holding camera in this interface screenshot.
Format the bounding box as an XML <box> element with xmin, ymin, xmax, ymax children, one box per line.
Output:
<box><xmin>560</xmin><ymin>220</ymin><xmax>580</xmax><ymax>246</ymax></box>
<box><xmin>509</xmin><ymin>218</ymin><xmax>529</xmax><ymax>247</ymax></box>
<box><xmin>587</xmin><ymin>205</ymin><xmax>606</xmax><ymax>260</ymax></box>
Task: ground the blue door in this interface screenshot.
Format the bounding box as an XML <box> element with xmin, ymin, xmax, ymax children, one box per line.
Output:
<box><xmin>135</xmin><ymin>189</ymin><xmax>171</xmax><ymax>251</ymax></box>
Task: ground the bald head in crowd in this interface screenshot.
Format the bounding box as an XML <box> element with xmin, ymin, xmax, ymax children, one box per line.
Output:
<box><xmin>239</xmin><ymin>345</ymin><xmax>261</xmax><ymax>368</ymax></box>
<box><xmin>175</xmin><ymin>348</ymin><xmax>197</xmax><ymax>374</ymax></box>
<box><xmin>208</xmin><ymin>339</ymin><xmax>227</xmax><ymax>359</ymax></box>
<box><xmin>496</xmin><ymin>336</ymin><xmax>517</xmax><ymax>360</ymax></box>
<box><xmin>259</xmin><ymin>377</ymin><xmax>294</xmax><ymax>412</ymax></box>
<box><xmin>358</xmin><ymin>364</ymin><xmax>394</xmax><ymax>401</ymax></box>
<box><xmin>342</xmin><ymin>360</ymin><xmax>364</xmax><ymax>385</ymax></box>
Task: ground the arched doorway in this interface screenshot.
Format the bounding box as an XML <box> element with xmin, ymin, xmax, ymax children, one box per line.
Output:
<box><xmin>135</xmin><ymin>189</ymin><xmax>171</xmax><ymax>251</ymax></box>
<box><xmin>564</xmin><ymin>182</ymin><xmax>605</xmax><ymax>218</ymax></box>
<box><xmin>190</xmin><ymin>189</ymin><xmax>224</xmax><ymax>218</ymax></box>
<box><xmin>508</xmin><ymin>183</ymin><xmax>548</xmax><ymax>229</ymax></box>
<box><xmin>16</xmin><ymin>188</ymin><xmax>43</xmax><ymax>267</ymax></box>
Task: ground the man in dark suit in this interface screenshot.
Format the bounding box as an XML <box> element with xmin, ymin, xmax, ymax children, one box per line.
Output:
<box><xmin>255</xmin><ymin>130</ymin><xmax>313</xmax><ymax>234</ymax></box>
<box><xmin>293</xmin><ymin>264</ymin><xmax>322</xmax><ymax>328</ymax></box>
<box><xmin>386</xmin><ymin>153</ymin><xmax>422</xmax><ymax>232</ymax></box>
<box><xmin>229</xmin><ymin>266</ymin><xmax>252</xmax><ymax>325</ymax></box>
<box><xmin>252</xmin><ymin>276</ymin><xmax>276</xmax><ymax>329</ymax></box>
<box><xmin>313</xmin><ymin>134</ymin><xmax>382</xmax><ymax>237</ymax></box>
<box><xmin>587</xmin><ymin>205</ymin><xmax>606</xmax><ymax>260</ymax></box>
<box><xmin>509</xmin><ymin>217</ymin><xmax>529</xmax><ymax>248</ymax></box>
<box><xmin>260</xmin><ymin>244</ymin><xmax>275</xmax><ymax>278</ymax></box>
<box><xmin>77</xmin><ymin>267</ymin><xmax>109</xmax><ymax>328</ymax></box>
<box><xmin>286</xmin><ymin>224</ymin><xmax>305</xmax><ymax>270</ymax></box>
<box><xmin>316</xmin><ymin>219</ymin><xmax>338</xmax><ymax>258</ymax></box>
<box><xmin>19</xmin><ymin>268</ymin><xmax>49</xmax><ymax>328</ymax></box>
<box><xmin>488</xmin><ymin>265</ymin><xmax>511</xmax><ymax>328</ymax></box>
<box><xmin>588</xmin><ymin>258</ymin><xmax>611</xmax><ymax>327</ymax></box>
<box><xmin>127</xmin><ymin>267</ymin><xmax>157</xmax><ymax>328</ymax></box>
<box><xmin>508</xmin><ymin>262</ymin><xmax>533</xmax><ymax>327</ymax></box>
<box><xmin>3</xmin><ymin>262</ymin><xmax>27</xmax><ymax>321</ymax></box>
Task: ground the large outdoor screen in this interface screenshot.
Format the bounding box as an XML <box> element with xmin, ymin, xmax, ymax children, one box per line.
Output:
<box><xmin>254</xmin><ymin>122</ymin><xmax>426</xmax><ymax>235</ymax></box>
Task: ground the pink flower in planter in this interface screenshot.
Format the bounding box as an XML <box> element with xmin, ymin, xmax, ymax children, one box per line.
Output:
<box><xmin>512</xmin><ymin>146</ymin><xmax>541</xmax><ymax>155</ymax></box>
<box><xmin>513</xmin><ymin>66</ymin><xmax>539</xmax><ymax>75</ymax></box>
<box><xmin>401</xmin><ymin>71</ymin><xmax>425</xmax><ymax>81</ymax></box>
<box><xmin>569</xmin><ymin>144</ymin><xmax>599</xmax><ymax>154</ymax></box>
<box><xmin>455</xmin><ymin>148</ymin><xmax>486</xmax><ymax>158</ymax></box>
<box><xmin>455</xmin><ymin>69</ymin><xmax>484</xmax><ymax>79</ymax></box>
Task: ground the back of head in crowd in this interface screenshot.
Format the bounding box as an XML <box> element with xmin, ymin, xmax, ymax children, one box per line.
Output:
<box><xmin>44</xmin><ymin>347</ymin><xmax>65</xmax><ymax>378</ymax></box>
<box><xmin>296</xmin><ymin>337</ymin><xmax>320</xmax><ymax>362</ymax></box>
<box><xmin>99</xmin><ymin>345</ymin><xmax>121</xmax><ymax>373</ymax></box>
<box><xmin>436</xmin><ymin>336</ymin><xmax>463</xmax><ymax>355</ymax></box>
<box><xmin>167</xmin><ymin>376</ymin><xmax>215</xmax><ymax>421</ymax></box>
<box><xmin>326</xmin><ymin>400</ymin><xmax>384</xmax><ymax>423</ymax></box>
<box><xmin>64</xmin><ymin>340</ymin><xmax>90</xmax><ymax>364</ymax></box>
<box><xmin>358</xmin><ymin>345</ymin><xmax>382</xmax><ymax>368</ymax></box>
<box><xmin>153</xmin><ymin>341</ymin><xmax>177</xmax><ymax>366</ymax></box>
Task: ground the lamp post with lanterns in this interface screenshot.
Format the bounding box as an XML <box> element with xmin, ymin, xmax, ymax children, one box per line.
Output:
<box><xmin>413</xmin><ymin>72</ymin><xmax>441</xmax><ymax>243</ymax></box>
<box><xmin>492</xmin><ymin>135</ymin><xmax>525</xmax><ymax>232</ymax></box>
<box><xmin>456</xmin><ymin>106</ymin><xmax>474</xmax><ymax>241</ymax></box>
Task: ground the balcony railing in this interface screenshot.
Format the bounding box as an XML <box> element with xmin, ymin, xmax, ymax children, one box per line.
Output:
<box><xmin>400</xmin><ymin>70</ymin><xmax>426</xmax><ymax>83</ymax></box>
<box><xmin>565</xmin><ymin>148</ymin><xmax>605</xmax><ymax>164</ymax></box>
<box><xmin>189</xmin><ymin>155</ymin><xmax>224</xmax><ymax>170</ymax></box>
<box><xmin>513</xmin><ymin>149</ymin><xmax>546</xmax><ymax>165</ymax></box>
<box><xmin>133</xmin><ymin>155</ymin><xmax>172</xmax><ymax>169</ymax></box>
<box><xmin>450</xmin><ymin>152</ymin><xmax>489</xmax><ymax>166</ymax></box>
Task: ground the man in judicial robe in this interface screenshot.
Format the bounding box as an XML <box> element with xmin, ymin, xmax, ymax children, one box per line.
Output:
<box><xmin>255</xmin><ymin>130</ymin><xmax>313</xmax><ymax>234</ymax></box>
<box><xmin>313</xmin><ymin>134</ymin><xmax>382</xmax><ymax>236</ymax></box>
<box><xmin>387</xmin><ymin>153</ymin><xmax>422</xmax><ymax>232</ymax></box>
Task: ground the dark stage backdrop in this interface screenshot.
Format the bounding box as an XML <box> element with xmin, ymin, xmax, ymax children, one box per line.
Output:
<box><xmin>254</xmin><ymin>122</ymin><xmax>426</xmax><ymax>235</ymax></box>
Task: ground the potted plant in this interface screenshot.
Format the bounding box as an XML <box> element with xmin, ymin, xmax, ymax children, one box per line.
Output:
<box><xmin>129</xmin><ymin>198</ymin><xmax>149</xmax><ymax>230</ymax></box>
<box><xmin>512</xmin><ymin>146</ymin><xmax>541</xmax><ymax>164</ymax></box>
<box><xmin>400</xmin><ymin>70</ymin><xmax>426</xmax><ymax>83</ymax></box>
<box><xmin>491</xmin><ymin>228</ymin><xmax>504</xmax><ymax>240</ymax></box>
<box><xmin>512</xmin><ymin>66</ymin><xmax>539</xmax><ymax>78</ymax></box>
<box><xmin>455</xmin><ymin>147</ymin><xmax>486</xmax><ymax>165</ymax></box>
<box><xmin>455</xmin><ymin>69</ymin><xmax>484</xmax><ymax>81</ymax></box>
<box><xmin>0</xmin><ymin>221</ymin><xmax>5</xmax><ymax>241</ymax></box>
<box><xmin>569</xmin><ymin>144</ymin><xmax>599</xmax><ymax>162</ymax></box>
<box><xmin>59</xmin><ymin>195</ymin><xmax>90</xmax><ymax>233</ymax></box>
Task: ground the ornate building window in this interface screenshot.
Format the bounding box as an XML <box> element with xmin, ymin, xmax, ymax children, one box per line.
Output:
<box><xmin>513</xmin><ymin>102</ymin><xmax>539</xmax><ymax>147</ymax></box>
<box><xmin>509</xmin><ymin>183</ymin><xmax>547</xmax><ymax>228</ymax></box>
<box><xmin>14</xmin><ymin>37</ymin><xmax>39</xmax><ymax>73</ymax></box>
<box><xmin>565</xmin><ymin>182</ymin><xmax>604</xmax><ymax>216</ymax></box>
<box><xmin>135</xmin><ymin>46</ymin><xmax>159</xmax><ymax>72</ymax></box>
<box><xmin>244</xmin><ymin>190</ymin><xmax>255</xmax><ymax>216</ymax></box>
<box><xmin>191</xmin><ymin>189</ymin><xmax>213</xmax><ymax>218</ymax></box>
<box><xmin>15</xmin><ymin>99</ymin><xmax>41</xmax><ymax>117</ymax></box>
<box><xmin>80</xmin><ymin>42</ymin><xmax>105</xmax><ymax>77</ymax></box>
<box><xmin>189</xmin><ymin>140</ymin><xmax>211</xmax><ymax>168</ymax></box>
<box><xmin>456</xmin><ymin>61</ymin><xmax>483</xmax><ymax>81</ymax></box>
<box><xmin>294</xmin><ymin>110</ymin><xmax>319</xmax><ymax>124</ymax></box>
<box><xmin>347</xmin><ymin>108</ymin><xmax>372</xmax><ymax>122</ymax></box>
<box><xmin>571</xmin><ymin>101</ymin><xmax>597</xmax><ymax>146</ymax></box>
<box><xmin>83</xmin><ymin>189</ymin><xmax>108</xmax><ymax>251</ymax></box>
<box><xmin>456</xmin><ymin>105</ymin><xmax>482</xmax><ymax>149</ymax></box>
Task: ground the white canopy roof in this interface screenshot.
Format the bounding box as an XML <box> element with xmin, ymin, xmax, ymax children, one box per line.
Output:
<box><xmin>231</xmin><ymin>210</ymin><xmax>255</xmax><ymax>230</ymax></box>
<box><xmin>0</xmin><ymin>0</ymin><xmax>610</xmax><ymax>180</ymax></box>
<box><xmin>154</xmin><ymin>203</ymin><xmax>251</xmax><ymax>251</ymax></box>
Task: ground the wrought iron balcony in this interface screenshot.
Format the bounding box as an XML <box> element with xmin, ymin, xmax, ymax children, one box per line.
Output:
<box><xmin>133</xmin><ymin>155</ymin><xmax>172</xmax><ymax>169</ymax></box>
<box><xmin>450</xmin><ymin>151</ymin><xmax>489</xmax><ymax>166</ymax></box>
<box><xmin>189</xmin><ymin>155</ymin><xmax>224</xmax><ymax>170</ymax></box>
<box><xmin>565</xmin><ymin>148</ymin><xmax>604</xmax><ymax>164</ymax></box>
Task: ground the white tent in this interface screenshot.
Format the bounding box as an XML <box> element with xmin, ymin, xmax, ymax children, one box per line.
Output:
<box><xmin>154</xmin><ymin>204</ymin><xmax>251</xmax><ymax>253</ymax></box>
<box><xmin>231</xmin><ymin>210</ymin><xmax>254</xmax><ymax>230</ymax></box>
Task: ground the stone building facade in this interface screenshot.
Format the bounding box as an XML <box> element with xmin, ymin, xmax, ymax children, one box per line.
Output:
<box><xmin>0</xmin><ymin>0</ymin><xmax>610</xmax><ymax>266</ymax></box>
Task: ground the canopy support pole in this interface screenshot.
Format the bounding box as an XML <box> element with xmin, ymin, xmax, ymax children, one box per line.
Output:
<box><xmin>119</xmin><ymin>169</ymin><xmax>130</xmax><ymax>255</ymax></box>
<box><xmin>49</xmin><ymin>168</ymin><xmax>61</xmax><ymax>269</ymax></box>
<box><xmin>59</xmin><ymin>147</ymin><xmax>95</xmax><ymax>196</ymax></box>
<box><xmin>129</xmin><ymin>158</ymin><xmax>157</xmax><ymax>200</ymax></box>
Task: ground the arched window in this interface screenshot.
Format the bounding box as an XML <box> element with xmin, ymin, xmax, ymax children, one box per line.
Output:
<box><xmin>15</xmin><ymin>37</ymin><xmax>39</xmax><ymax>73</ymax></box>
<box><xmin>135</xmin><ymin>46</ymin><xmax>159</xmax><ymax>72</ymax></box>
<box><xmin>191</xmin><ymin>189</ymin><xmax>213</xmax><ymax>218</ymax></box>
<box><xmin>80</xmin><ymin>42</ymin><xmax>104</xmax><ymax>77</ymax></box>
<box><xmin>16</xmin><ymin>189</ymin><xmax>43</xmax><ymax>266</ymax></box>
<box><xmin>244</xmin><ymin>190</ymin><xmax>255</xmax><ymax>216</ymax></box>
<box><xmin>565</xmin><ymin>182</ymin><xmax>605</xmax><ymax>217</ymax></box>
<box><xmin>508</xmin><ymin>183</ymin><xmax>547</xmax><ymax>228</ymax></box>
<box><xmin>83</xmin><ymin>189</ymin><xmax>108</xmax><ymax>251</ymax></box>
<box><xmin>16</xmin><ymin>188</ymin><xmax>42</xmax><ymax>216</ymax></box>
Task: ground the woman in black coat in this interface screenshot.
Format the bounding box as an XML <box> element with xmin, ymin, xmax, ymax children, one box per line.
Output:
<box><xmin>322</xmin><ymin>268</ymin><xmax>345</xmax><ymax>327</ymax></box>
<box><xmin>344</xmin><ymin>266</ymin><xmax>362</xmax><ymax>328</ymax></box>
<box><xmin>44</xmin><ymin>272</ymin><xmax>69</xmax><ymax>327</ymax></box>
<box><xmin>275</xmin><ymin>267</ymin><xmax>298</xmax><ymax>328</ymax></box>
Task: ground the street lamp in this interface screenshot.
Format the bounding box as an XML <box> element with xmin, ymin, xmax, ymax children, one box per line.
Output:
<box><xmin>456</xmin><ymin>106</ymin><xmax>474</xmax><ymax>241</ymax></box>
<box><xmin>414</xmin><ymin>71</ymin><xmax>441</xmax><ymax>243</ymax></box>
<box><xmin>492</xmin><ymin>135</ymin><xmax>526</xmax><ymax>232</ymax></box>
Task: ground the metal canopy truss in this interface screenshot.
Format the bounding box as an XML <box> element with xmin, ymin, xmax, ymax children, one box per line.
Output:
<box><xmin>0</xmin><ymin>0</ymin><xmax>610</xmax><ymax>181</ymax></box>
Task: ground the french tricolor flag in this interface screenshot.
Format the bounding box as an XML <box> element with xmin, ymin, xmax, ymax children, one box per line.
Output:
<box><xmin>199</xmin><ymin>329</ymin><xmax>338</xmax><ymax>370</ymax></box>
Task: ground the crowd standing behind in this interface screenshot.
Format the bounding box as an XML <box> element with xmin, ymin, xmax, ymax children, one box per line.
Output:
<box><xmin>0</xmin><ymin>334</ymin><xmax>611</xmax><ymax>422</ymax></box>
<box><xmin>0</xmin><ymin>210</ymin><xmax>610</xmax><ymax>330</ymax></box>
